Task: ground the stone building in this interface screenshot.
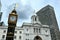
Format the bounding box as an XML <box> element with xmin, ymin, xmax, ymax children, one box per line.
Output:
<box><xmin>0</xmin><ymin>15</ymin><xmax>52</xmax><ymax>40</ymax></box>
<box><xmin>36</xmin><ymin>5</ymin><xmax>60</xmax><ymax>40</ymax></box>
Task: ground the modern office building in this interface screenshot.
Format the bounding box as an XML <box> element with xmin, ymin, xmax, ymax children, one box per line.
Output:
<box><xmin>36</xmin><ymin>5</ymin><xmax>60</xmax><ymax>40</ymax></box>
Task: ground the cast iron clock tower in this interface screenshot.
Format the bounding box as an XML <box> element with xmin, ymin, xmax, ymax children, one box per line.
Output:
<box><xmin>6</xmin><ymin>8</ymin><xmax>18</xmax><ymax>40</ymax></box>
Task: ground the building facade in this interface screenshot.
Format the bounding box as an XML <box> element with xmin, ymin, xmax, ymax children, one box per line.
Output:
<box><xmin>0</xmin><ymin>15</ymin><xmax>52</xmax><ymax>40</ymax></box>
<box><xmin>0</xmin><ymin>0</ymin><xmax>59</xmax><ymax>40</ymax></box>
<box><xmin>36</xmin><ymin>5</ymin><xmax>60</xmax><ymax>40</ymax></box>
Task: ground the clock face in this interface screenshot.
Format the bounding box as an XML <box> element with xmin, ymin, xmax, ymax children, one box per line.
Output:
<box><xmin>10</xmin><ymin>16</ymin><xmax>16</xmax><ymax>21</ymax></box>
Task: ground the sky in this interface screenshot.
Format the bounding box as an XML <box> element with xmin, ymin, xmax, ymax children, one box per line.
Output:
<box><xmin>1</xmin><ymin>0</ymin><xmax>60</xmax><ymax>30</ymax></box>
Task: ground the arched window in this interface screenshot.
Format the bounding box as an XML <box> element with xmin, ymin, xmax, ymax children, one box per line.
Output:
<box><xmin>35</xmin><ymin>17</ymin><xmax>37</xmax><ymax>21</ymax></box>
<box><xmin>39</xmin><ymin>29</ymin><xmax>40</xmax><ymax>33</ymax></box>
<box><xmin>34</xmin><ymin>36</ymin><xmax>42</xmax><ymax>40</ymax></box>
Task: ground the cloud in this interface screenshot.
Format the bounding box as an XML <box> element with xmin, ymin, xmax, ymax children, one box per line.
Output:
<box><xmin>17</xmin><ymin>4</ymin><xmax>34</xmax><ymax>20</ymax></box>
<box><xmin>6</xmin><ymin>3</ymin><xmax>34</xmax><ymax>26</ymax></box>
<box><xmin>6</xmin><ymin>3</ymin><xmax>34</xmax><ymax>20</ymax></box>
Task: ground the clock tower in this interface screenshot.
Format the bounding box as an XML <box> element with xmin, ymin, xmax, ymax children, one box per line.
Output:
<box><xmin>6</xmin><ymin>8</ymin><xmax>18</xmax><ymax>40</ymax></box>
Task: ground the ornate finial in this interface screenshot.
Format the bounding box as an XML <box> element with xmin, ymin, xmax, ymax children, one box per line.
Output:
<box><xmin>33</xmin><ymin>10</ymin><xmax>36</xmax><ymax>15</ymax></box>
<box><xmin>14</xmin><ymin>3</ymin><xmax>18</xmax><ymax>9</ymax></box>
<box><xmin>14</xmin><ymin>4</ymin><xmax>16</xmax><ymax>10</ymax></box>
<box><xmin>12</xmin><ymin>3</ymin><xmax>18</xmax><ymax>13</ymax></box>
<box><xmin>33</xmin><ymin>10</ymin><xmax>35</xmax><ymax>14</ymax></box>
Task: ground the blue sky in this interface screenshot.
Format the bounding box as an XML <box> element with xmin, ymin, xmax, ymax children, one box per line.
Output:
<box><xmin>1</xmin><ymin>0</ymin><xmax>60</xmax><ymax>30</ymax></box>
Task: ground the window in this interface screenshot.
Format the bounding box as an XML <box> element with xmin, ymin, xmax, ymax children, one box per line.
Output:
<box><xmin>27</xmin><ymin>29</ymin><xmax>28</xmax><ymax>31</ymax></box>
<box><xmin>39</xmin><ymin>29</ymin><xmax>40</xmax><ymax>33</ymax></box>
<box><xmin>34</xmin><ymin>28</ymin><xmax>35</xmax><ymax>33</ymax></box>
<box><xmin>36</xmin><ymin>28</ymin><xmax>38</xmax><ymax>33</ymax></box>
<box><xmin>46</xmin><ymin>30</ymin><xmax>47</xmax><ymax>32</ymax></box>
<box><xmin>35</xmin><ymin>17</ymin><xmax>37</xmax><ymax>21</ymax></box>
<box><xmin>34</xmin><ymin>28</ymin><xmax>41</xmax><ymax>33</ymax></box>
<box><xmin>45</xmin><ymin>35</ymin><xmax>49</xmax><ymax>37</ymax></box>
<box><xmin>15</xmin><ymin>31</ymin><xmax>17</xmax><ymax>33</ymax></box>
<box><xmin>34</xmin><ymin>28</ymin><xmax>38</xmax><ymax>33</ymax></box>
<box><xmin>2</xmin><ymin>35</ymin><xmax>5</xmax><ymax>38</ymax></box>
<box><xmin>14</xmin><ymin>35</ymin><xmax>16</xmax><ymax>39</ymax></box>
<box><xmin>26</xmin><ymin>39</ymin><xmax>27</xmax><ymax>40</ymax></box>
<box><xmin>19</xmin><ymin>36</ymin><xmax>21</xmax><ymax>39</ymax></box>
<box><xmin>26</xmin><ymin>39</ymin><xmax>29</xmax><ymax>40</ymax></box>
<box><xmin>3</xmin><ymin>30</ymin><xmax>6</xmax><ymax>33</ymax></box>
<box><xmin>26</xmin><ymin>34</ymin><xmax>29</xmax><ymax>36</ymax></box>
<box><xmin>20</xmin><ymin>31</ymin><xmax>22</xmax><ymax>34</ymax></box>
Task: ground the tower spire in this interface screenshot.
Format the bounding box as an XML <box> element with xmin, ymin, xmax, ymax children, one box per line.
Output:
<box><xmin>14</xmin><ymin>3</ymin><xmax>18</xmax><ymax>10</ymax></box>
<box><xmin>11</xmin><ymin>3</ymin><xmax>18</xmax><ymax>14</ymax></box>
<box><xmin>14</xmin><ymin>3</ymin><xmax>16</xmax><ymax>10</ymax></box>
<box><xmin>33</xmin><ymin>10</ymin><xmax>36</xmax><ymax>15</ymax></box>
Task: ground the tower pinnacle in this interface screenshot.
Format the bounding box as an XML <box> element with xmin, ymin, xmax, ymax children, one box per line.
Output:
<box><xmin>14</xmin><ymin>3</ymin><xmax>18</xmax><ymax>9</ymax></box>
